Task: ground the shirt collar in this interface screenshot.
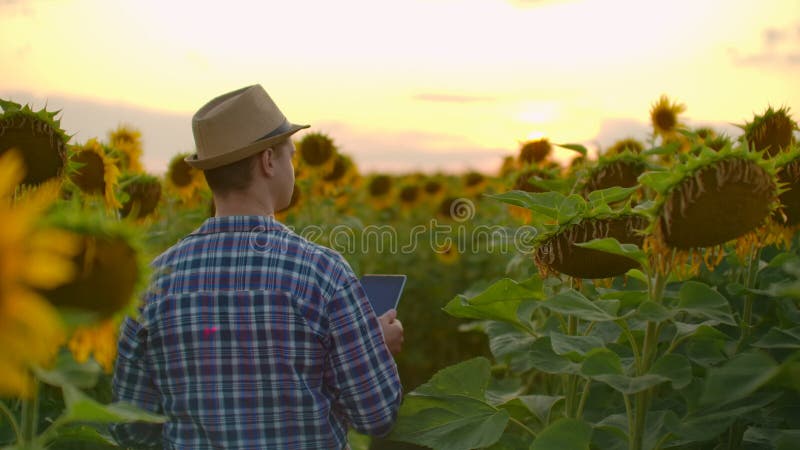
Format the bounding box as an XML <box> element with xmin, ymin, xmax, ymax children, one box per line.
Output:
<box><xmin>191</xmin><ymin>215</ymin><xmax>290</xmax><ymax>236</ymax></box>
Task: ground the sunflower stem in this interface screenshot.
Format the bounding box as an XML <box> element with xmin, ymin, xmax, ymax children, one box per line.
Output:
<box><xmin>739</xmin><ymin>247</ymin><xmax>761</xmax><ymax>346</ymax></box>
<box><xmin>0</xmin><ymin>400</ymin><xmax>22</xmax><ymax>443</ymax></box>
<box><xmin>20</xmin><ymin>378</ymin><xmax>40</xmax><ymax>444</ymax></box>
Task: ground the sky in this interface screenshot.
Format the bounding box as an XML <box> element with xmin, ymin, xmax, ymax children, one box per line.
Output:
<box><xmin>1</xmin><ymin>0</ymin><xmax>799</xmax><ymax>174</ymax></box>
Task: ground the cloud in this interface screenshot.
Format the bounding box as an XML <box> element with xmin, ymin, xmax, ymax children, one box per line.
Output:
<box><xmin>731</xmin><ymin>23</ymin><xmax>800</xmax><ymax>68</ymax></box>
<box><xmin>412</xmin><ymin>93</ymin><xmax>496</xmax><ymax>103</ymax></box>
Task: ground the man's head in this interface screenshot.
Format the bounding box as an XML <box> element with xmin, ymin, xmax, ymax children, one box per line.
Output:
<box><xmin>186</xmin><ymin>85</ymin><xmax>307</xmax><ymax>212</ymax></box>
<box><xmin>203</xmin><ymin>139</ymin><xmax>295</xmax><ymax>210</ymax></box>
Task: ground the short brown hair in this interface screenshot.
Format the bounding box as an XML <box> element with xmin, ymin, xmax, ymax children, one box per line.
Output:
<box><xmin>203</xmin><ymin>152</ymin><xmax>259</xmax><ymax>195</ymax></box>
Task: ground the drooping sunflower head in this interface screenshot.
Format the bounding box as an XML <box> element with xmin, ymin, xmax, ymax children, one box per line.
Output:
<box><xmin>535</xmin><ymin>213</ymin><xmax>649</xmax><ymax>279</ymax></box>
<box><xmin>118</xmin><ymin>173</ymin><xmax>162</xmax><ymax>219</ymax></box>
<box><xmin>489</xmin><ymin>187</ymin><xmax>647</xmax><ymax>279</ymax></box>
<box><xmin>583</xmin><ymin>150</ymin><xmax>648</xmax><ymax>194</ymax></box>
<box><xmin>108</xmin><ymin>125</ymin><xmax>144</xmax><ymax>173</ymax></box>
<box><xmin>298</xmin><ymin>132</ymin><xmax>336</xmax><ymax>167</ymax></box>
<box><xmin>640</xmin><ymin>143</ymin><xmax>778</xmax><ymax>254</ymax></box>
<box><xmin>39</xmin><ymin>209</ymin><xmax>147</xmax><ymax>321</ymax></box>
<box><xmin>518</xmin><ymin>138</ymin><xmax>552</xmax><ymax>166</ymax></box>
<box><xmin>770</xmin><ymin>147</ymin><xmax>800</xmax><ymax>228</ymax></box>
<box><xmin>606</xmin><ymin>138</ymin><xmax>644</xmax><ymax>155</ymax></box>
<box><xmin>743</xmin><ymin>106</ymin><xmax>798</xmax><ymax>156</ymax></box>
<box><xmin>68</xmin><ymin>139</ymin><xmax>122</xmax><ymax>209</ymax></box>
<box><xmin>0</xmin><ymin>99</ymin><xmax>69</xmax><ymax>186</ymax></box>
<box><xmin>650</xmin><ymin>95</ymin><xmax>686</xmax><ymax>139</ymax></box>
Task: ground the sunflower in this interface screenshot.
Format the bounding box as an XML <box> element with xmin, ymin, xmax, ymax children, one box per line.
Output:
<box><xmin>498</xmin><ymin>155</ymin><xmax>517</xmax><ymax>177</ymax></box>
<box><xmin>398</xmin><ymin>184</ymin><xmax>421</xmax><ymax>207</ymax></box>
<box><xmin>640</xmin><ymin>143</ymin><xmax>779</xmax><ymax>274</ymax></box>
<box><xmin>39</xmin><ymin>209</ymin><xmax>146</xmax><ymax>321</ymax></box>
<box><xmin>68</xmin><ymin>138</ymin><xmax>122</xmax><ymax>209</ymax></box>
<box><xmin>423</xmin><ymin>177</ymin><xmax>444</xmax><ymax>196</ymax></box>
<box><xmin>743</xmin><ymin>106</ymin><xmax>798</xmax><ymax>156</ymax></box>
<box><xmin>119</xmin><ymin>173</ymin><xmax>162</xmax><ymax>219</ymax></box>
<box><xmin>0</xmin><ymin>150</ymin><xmax>79</xmax><ymax>397</ymax></box>
<box><xmin>297</xmin><ymin>132</ymin><xmax>337</xmax><ymax>169</ymax></box>
<box><xmin>583</xmin><ymin>150</ymin><xmax>648</xmax><ymax>194</ymax></box>
<box><xmin>535</xmin><ymin>213</ymin><xmax>649</xmax><ymax>279</ymax></box>
<box><xmin>518</xmin><ymin>138</ymin><xmax>552</xmax><ymax>166</ymax></box>
<box><xmin>68</xmin><ymin>318</ymin><xmax>119</xmax><ymax>373</ymax></box>
<box><xmin>606</xmin><ymin>138</ymin><xmax>644</xmax><ymax>155</ymax></box>
<box><xmin>434</xmin><ymin>241</ymin><xmax>460</xmax><ymax>265</ymax></box>
<box><xmin>367</xmin><ymin>174</ymin><xmax>393</xmax><ymax>208</ymax></box>
<box><xmin>0</xmin><ymin>99</ymin><xmax>69</xmax><ymax>186</ymax></box>
<box><xmin>650</xmin><ymin>95</ymin><xmax>686</xmax><ymax>139</ymax></box>
<box><xmin>109</xmin><ymin>125</ymin><xmax>144</xmax><ymax>173</ymax></box>
<box><xmin>165</xmin><ymin>152</ymin><xmax>206</xmax><ymax>204</ymax></box>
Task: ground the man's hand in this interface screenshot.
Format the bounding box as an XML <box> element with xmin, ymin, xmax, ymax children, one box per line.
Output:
<box><xmin>378</xmin><ymin>309</ymin><xmax>404</xmax><ymax>356</ymax></box>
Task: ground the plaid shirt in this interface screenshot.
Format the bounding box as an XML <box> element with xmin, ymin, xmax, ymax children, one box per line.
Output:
<box><xmin>111</xmin><ymin>215</ymin><xmax>402</xmax><ymax>449</ymax></box>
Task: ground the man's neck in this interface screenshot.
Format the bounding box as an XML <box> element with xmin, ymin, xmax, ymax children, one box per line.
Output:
<box><xmin>213</xmin><ymin>192</ymin><xmax>274</xmax><ymax>217</ymax></box>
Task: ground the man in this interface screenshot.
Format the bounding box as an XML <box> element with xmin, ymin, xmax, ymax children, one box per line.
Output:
<box><xmin>111</xmin><ymin>85</ymin><xmax>404</xmax><ymax>449</ymax></box>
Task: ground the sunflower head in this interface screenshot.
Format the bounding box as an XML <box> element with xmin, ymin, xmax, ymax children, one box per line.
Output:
<box><xmin>165</xmin><ymin>152</ymin><xmax>206</xmax><ymax>204</ymax></box>
<box><xmin>640</xmin><ymin>143</ymin><xmax>778</xmax><ymax>251</ymax></box>
<box><xmin>68</xmin><ymin>139</ymin><xmax>122</xmax><ymax>209</ymax></box>
<box><xmin>423</xmin><ymin>178</ymin><xmax>444</xmax><ymax>195</ymax></box>
<box><xmin>368</xmin><ymin>174</ymin><xmax>392</xmax><ymax>197</ymax></box>
<box><xmin>536</xmin><ymin>214</ymin><xmax>648</xmax><ymax>279</ymax></box>
<box><xmin>322</xmin><ymin>153</ymin><xmax>353</xmax><ymax>183</ymax></box>
<box><xmin>434</xmin><ymin>241</ymin><xmax>460</xmax><ymax>265</ymax></box>
<box><xmin>0</xmin><ymin>99</ymin><xmax>69</xmax><ymax>186</ymax></box>
<box><xmin>39</xmin><ymin>209</ymin><xmax>146</xmax><ymax>321</ymax></box>
<box><xmin>499</xmin><ymin>155</ymin><xmax>517</xmax><ymax>177</ymax></box>
<box><xmin>298</xmin><ymin>132</ymin><xmax>336</xmax><ymax>167</ymax></box>
<box><xmin>607</xmin><ymin>138</ymin><xmax>644</xmax><ymax>155</ymax></box>
<box><xmin>108</xmin><ymin>125</ymin><xmax>144</xmax><ymax>173</ymax></box>
<box><xmin>650</xmin><ymin>95</ymin><xmax>686</xmax><ymax>138</ymax></box>
<box><xmin>399</xmin><ymin>184</ymin><xmax>421</xmax><ymax>205</ymax></box>
<box><xmin>583</xmin><ymin>151</ymin><xmax>647</xmax><ymax>194</ymax></box>
<box><xmin>463</xmin><ymin>171</ymin><xmax>485</xmax><ymax>189</ymax></box>
<box><xmin>743</xmin><ymin>106</ymin><xmax>798</xmax><ymax>156</ymax></box>
<box><xmin>119</xmin><ymin>173</ymin><xmax>162</xmax><ymax>219</ymax></box>
<box><xmin>518</xmin><ymin>138</ymin><xmax>552</xmax><ymax>166</ymax></box>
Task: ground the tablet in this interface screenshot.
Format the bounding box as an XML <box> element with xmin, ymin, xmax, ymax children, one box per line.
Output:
<box><xmin>359</xmin><ymin>274</ymin><xmax>407</xmax><ymax>316</ymax></box>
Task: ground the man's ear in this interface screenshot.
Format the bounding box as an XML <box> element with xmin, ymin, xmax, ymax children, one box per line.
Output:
<box><xmin>260</xmin><ymin>148</ymin><xmax>275</xmax><ymax>177</ymax></box>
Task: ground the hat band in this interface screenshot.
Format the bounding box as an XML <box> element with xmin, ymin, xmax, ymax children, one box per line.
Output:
<box><xmin>254</xmin><ymin>119</ymin><xmax>292</xmax><ymax>143</ymax></box>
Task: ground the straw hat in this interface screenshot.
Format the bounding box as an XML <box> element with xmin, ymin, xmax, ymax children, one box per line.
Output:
<box><xmin>185</xmin><ymin>85</ymin><xmax>309</xmax><ymax>170</ymax></box>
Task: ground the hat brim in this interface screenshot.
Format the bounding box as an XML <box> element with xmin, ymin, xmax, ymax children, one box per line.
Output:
<box><xmin>185</xmin><ymin>123</ymin><xmax>309</xmax><ymax>170</ymax></box>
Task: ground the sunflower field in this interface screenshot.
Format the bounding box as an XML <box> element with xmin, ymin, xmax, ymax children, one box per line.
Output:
<box><xmin>0</xmin><ymin>95</ymin><xmax>799</xmax><ymax>450</ymax></box>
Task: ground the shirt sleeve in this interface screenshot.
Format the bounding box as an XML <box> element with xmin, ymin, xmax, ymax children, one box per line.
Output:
<box><xmin>109</xmin><ymin>315</ymin><xmax>164</xmax><ymax>449</ymax></box>
<box><xmin>323</xmin><ymin>277</ymin><xmax>403</xmax><ymax>437</ymax></box>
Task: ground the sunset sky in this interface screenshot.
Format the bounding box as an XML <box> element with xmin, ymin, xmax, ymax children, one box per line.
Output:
<box><xmin>1</xmin><ymin>0</ymin><xmax>798</xmax><ymax>173</ymax></box>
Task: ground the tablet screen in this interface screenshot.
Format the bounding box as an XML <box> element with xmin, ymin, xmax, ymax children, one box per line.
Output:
<box><xmin>359</xmin><ymin>274</ymin><xmax>407</xmax><ymax>316</ymax></box>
